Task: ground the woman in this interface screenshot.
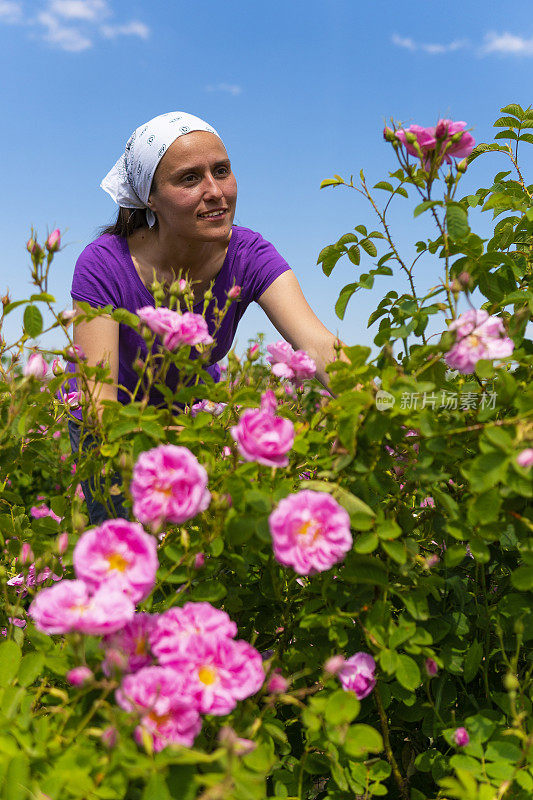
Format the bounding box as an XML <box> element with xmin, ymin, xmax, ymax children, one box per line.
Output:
<box><xmin>69</xmin><ymin>111</ymin><xmax>344</xmax><ymax>522</ymax></box>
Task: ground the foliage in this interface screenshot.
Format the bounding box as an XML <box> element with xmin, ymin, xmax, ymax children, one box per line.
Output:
<box><xmin>0</xmin><ymin>103</ymin><xmax>532</xmax><ymax>800</ymax></box>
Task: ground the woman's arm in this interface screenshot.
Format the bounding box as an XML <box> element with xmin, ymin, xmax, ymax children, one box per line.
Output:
<box><xmin>73</xmin><ymin>301</ymin><xmax>119</xmax><ymax>417</ymax></box>
<box><xmin>257</xmin><ymin>270</ymin><xmax>347</xmax><ymax>388</ymax></box>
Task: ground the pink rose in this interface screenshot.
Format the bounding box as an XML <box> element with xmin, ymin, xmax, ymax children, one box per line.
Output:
<box><xmin>130</xmin><ymin>445</ymin><xmax>211</xmax><ymax>528</ymax></box>
<box><xmin>218</xmin><ymin>726</ymin><xmax>257</xmax><ymax>755</ymax></box>
<box><xmin>67</xmin><ymin>666</ymin><xmax>93</xmax><ymax>686</ymax></box>
<box><xmin>268</xmin><ymin>490</ymin><xmax>352</xmax><ymax>575</ymax></box>
<box><xmin>150</xmin><ymin>602</ymin><xmax>237</xmax><ymax>664</ymax></box>
<box><xmin>394</xmin><ymin>120</ymin><xmax>475</xmax><ymax>169</ymax></box>
<box><xmin>444</xmin><ymin>309</ymin><xmax>514</xmax><ymax>374</ymax></box>
<box><xmin>46</xmin><ymin>229</ymin><xmax>61</xmax><ymax>252</ymax></box>
<box><xmin>30</xmin><ymin>504</ymin><xmax>62</xmax><ymax>523</ymax></box>
<box><xmin>137</xmin><ymin>306</ymin><xmax>213</xmax><ymax>350</ymax></box>
<box><xmin>267</xmin><ymin>340</ymin><xmax>316</xmax><ymax>384</ymax></box>
<box><xmin>267</xmin><ymin>669</ymin><xmax>289</xmax><ymax>693</ymax></box>
<box><xmin>435</xmin><ymin>119</ymin><xmax>476</xmax><ymax>161</ymax></box>
<box><xmin>29</xmin><ymin>579</ymin><xmax>135</xmax><ymax>636</ymax></box>
<box><xmin>424</xmin><ymin>658</ymin><xmax>438</xmax><ymax>677</ymax></box>
<box><xmin>453</xmin><ymin>727</ymin><xmax>469</xmax><ymax>747</ymax></box>
<box><xmin>24</xmin><ymin>352</ymin><xmax>48</xmax><ymax>379</ymax></box>
<box><xmin>338</xmin><ymin>652</ymin><xmax>376</xmax><ymax>699</ymax></box>
<box><xmin>516</xmin><ymin>448</ymin><xmax>533</xmax><ymax>468</ymax></box>
<box><xmin>116</xmin><ymin>666</ymin><xmax>202</xmax><ymax>751</ymax></box>
<box><xmin>227</xmin><ymin>285</ymin><xmax>241</xmax><ymax>300</ymax></box>
<box><xmin>73</xmin><ymin>519</ymin><xmax>158</xmax><ymax>603</ymax></box>
<box><xmin>102</xmin><ymin>612</ymin><xmax>158</xmax><ymax>676</ymax></box>
<box><xmin>324</xmin><ymin>655</ymin><xmax>346</xmax><ymax>675</ymax></box>
<box><xmin>190</xmin><ymin>400</ymin><xmax>226</xmax><ymax>417</ymax></box>
<box><xmin>64</xmin><ymin>344</ymin><xmax>86</xmax><ymax>362</ymax></box>
<box><xmin>169</xmin><ymin>636</ymin><xmax>265</xmax><ymax>716</ymax></box>
<box><xmin>230</xmin><ymin>392</ymin><xmax>294</xmax><ymax>468</ymax></box>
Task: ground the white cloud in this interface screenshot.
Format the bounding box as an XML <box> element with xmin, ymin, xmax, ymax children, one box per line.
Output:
<box><xmin>0</xmin><ymin>0</ymin><xmax>22</xmax><ymax>23</ymax></box>
<box><xmin>37</xmin><ymin>10</ymin><xmax>92</xmax><ymax>50</ymax></box>
<box><xmin>205</xmin><ymin>83</ymin><xmax>242</xmax><ymax>96</ymax></box>
<box><xmin>48</xmin><ymin>0</ymin><xmax>109</xmax><ymax>22</ymax></box>
<box><xmin>392</xmin><ymin>33</ymin><xmax>468</xmax><ymax>54</ymax></box>
<box><xmin>101</xmin><ymin>20</ymin><xmax>149</xmax><ymax>39</ymax></box>
<box><xmin>481</xmin><ymin>32</ymin><xmax>533</xmax><ymax>56</ymax></box>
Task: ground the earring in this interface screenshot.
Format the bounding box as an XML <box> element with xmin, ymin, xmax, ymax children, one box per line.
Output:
<box><xmin>146</xmin><ymin>208</ymin><xmax>156</xmax><ymax>228</ymax></box>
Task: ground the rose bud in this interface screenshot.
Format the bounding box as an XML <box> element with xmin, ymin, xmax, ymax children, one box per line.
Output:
<box><xmin>46</xmin><ymin>229</ymin><xmax>61</xmax><ymax>252</ymax></box>
<box><xmin>228</xmin><ymin>285</ymin><xmax>242</xmax><ymax>300</ymax></box>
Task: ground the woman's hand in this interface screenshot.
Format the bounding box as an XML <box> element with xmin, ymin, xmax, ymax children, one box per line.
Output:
<box><xmin>257</xmin><ymin>270</ymin><xmax>350</xmax><ymax>388</ymax></box>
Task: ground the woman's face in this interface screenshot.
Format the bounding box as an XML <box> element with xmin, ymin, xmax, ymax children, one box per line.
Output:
<box><xmin>148</xmin><ymin>131</ymin><xmax>237</xmax><ymax>243</ymax></box>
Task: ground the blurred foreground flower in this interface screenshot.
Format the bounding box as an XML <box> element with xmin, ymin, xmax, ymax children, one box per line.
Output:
<box><xmin>269</xmin><ymin>489</ymin><xmax>352</xmax><ymax>574</ymax></box>
<box><xmin>453</xmin><ymin>727</ymin><xmax>470</xmax><ymax>747</ymax></box>
<box><xmin>231</xmin><ymin>390</ymin><xmax>294</xmax><ymax>468</ymax></box>
<box><xmin>130</xmin><ymin>444</ymin><xmax>211</xmax><ymax>528</ymax></box>
<box><xmin>338</xmin><ymin>652</ymin><xmax>376</xmax><ymax>699</ymax></box>
<box><xmin>137</xmin><ymin>306</ymin><xmax>213</xmax><ymax>350</ymax></box>
<box><xmin>24</xmin><ymin>352</ymin><xmax>48</xmax><ymax>379</ymax></box>
<box><xmin>516</xmin><ymin>448</ymin><xmax>533</xmax><ymax>467</ymax></box>
<box><xmin>444</xmin><ymin>309</ymin><xmax>514</xmax><ymax>374</ymax></box>
<box><xmin>267</xmin><ymin>340</ymin><xmax>316</xmax><ymax>385</ymax></box>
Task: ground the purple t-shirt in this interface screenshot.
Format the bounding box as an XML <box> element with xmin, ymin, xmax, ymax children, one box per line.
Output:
<box><xmin>67</xmin><ymin>225</ymin><xmax>290</xmax><ymax>418</ymax></box>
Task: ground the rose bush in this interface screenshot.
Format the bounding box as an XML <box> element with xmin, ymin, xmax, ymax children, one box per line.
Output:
<box><xmin>0</xmin><ymin>103</ymin><xmax>532</xmax><ymax>799</ymax></box>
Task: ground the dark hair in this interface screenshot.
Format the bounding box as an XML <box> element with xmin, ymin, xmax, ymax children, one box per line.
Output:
<box><xmin>99</xmin><ymin>175</ymin><xmax>159</xmax><ymax>238</ymax></box>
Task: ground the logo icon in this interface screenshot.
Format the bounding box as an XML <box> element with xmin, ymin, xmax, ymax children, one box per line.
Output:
<box><xmin>375</xmin><ymin>390</ymin><xmax>395</xmax><ymax>411</ymax></box>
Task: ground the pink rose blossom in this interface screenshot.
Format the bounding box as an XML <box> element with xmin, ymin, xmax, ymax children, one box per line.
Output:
<box><xmin>267</xmin><ymin>669</ymin><xmax>289</xmax><ymax>693</ymax></box>
<box><xmin>324</xmin><ymin>655</ymin><xmax>346</xmax><ymax>675</ymax></box>
<box><xmin>230</xmin><ymin>392</ymin><xmax>294</xmax><ymax>468</ymax></box>
<box><xmin>190</xmin><ymin>399</ymin><xmax>227</xmax><ymax>417</ymax></box>
<box><xmin>8</xmin><ymin>564</ymin><xmax>62</xmax><ymax>593</ymax></box>
<box><xmin>194</xmin><ymin>552</ymin><xmax>205</xmax><ymax>569</ymax></box>
<box><xmin>73</xmin><ymin>519</ymin><xmax>158</xmax><ymax>603</ymax></box>
<box><xmin>444</xmin><ymin>309</ymin><xmax>514</xmax><ymax>374</ymax></box>
<box><xmin>137</xmin><ymin>306</ymin><xmax>213</xmax><ymax>350</ymax></box>
<box><xmin>425</xmin><ymin>658</ymin><xmax>438</xmax><ymax>677</ymax></box>
<box><xmin>59</xmin><ymin>309</ymin><xmax>77</xmax><ymax>325</ymax></box>
<box><xmin>169</xmin><ymin>636</ymin><xmax>265</xmax><ymax>716</ymax></box>
<box><xmin>394</xmin><ymin>120</ymin><xmax>475</xmax><ymax>169</ymax></box>
<box><xmin>46</xmin><ymin>229</ymin><xmax>61</xmax><ymax>252</ymax></box>
<box><xmin>150</xmin><ymin>602</ymin><xmax>237</xmax><ymax>663</ymax></box>
<box><xmin>67</xmin><ymin>666</ymin><xmax>93</xmax><ymax>686</ymax></box>
<box><xmin>116</xmin><ymin>666</ymin><xmax>202</xmax><ymax>751</ymax></box>
<box><xmin>24</xmin><ymin>352</ymin><xmax>48</xmax><ymax>379</ymax></box>
<box><xmin>453</xmin><ymin>727</ymin><xmax>470</xmax><ymax>747</ymax></box>
<box><xmin>420</xmin><ymin>496</ymin><xmax>435</xmax><ymax>508</ymax></box>
<box><xmin>102</xmin><ymin>612</ymin><xmax>157</xmax><ymax>676</ymax></box>
<box><xmin>516</xmin><ymin>448</ymin><xmax>533</xmax><ymax>468</ymax></box>
<box><xmin>64</xmin><ymin>344</ymin><xmax>86</xmax><ymax>362</ymax></box>
<box><xmin>29</xmin><ymin>579</ymin><xmax>135</xmax><ymax>636</ymax></box>
<box><xmin>9</xmin><ymin>617</ymin><xmax>26</xmax><ymax>628</ymax></box>
<box><xmin>57</xmin><ymin>533</ymin><xmax>69</xmax><ymax>554</ymax></box>
<box><xmin>338</xmin><ymin>652</ymin><xmax>376</xmax><ymax>699</ymax></box>
<box><xmin>267</xmin><ymin>340</ymin><xmax>316</xmax><ymax>384</ymax></box>
<box><xmin>130</xmin><ymin>445</ymin><xmax>211</xmax><ymax>528</ymax></box>
<box><xmin>269</xmin><ymin>490</ymin><xmax>352</xmax><ymax>575</ymax></box>
<box><xmin>20</xmin><ymin>543</ymin><xmax>34</xmax><ymax>564</ymax></box>
<box><xmin>30</xmin><ymin>504</ymin><xmax>62</xmax><ymax>523</ymax></box>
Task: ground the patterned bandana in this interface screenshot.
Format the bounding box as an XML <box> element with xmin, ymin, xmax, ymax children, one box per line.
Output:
<box><xmin>100</xmin><ymin>112</ymin><xmax>221</xmax><ymax>227</ymax></box>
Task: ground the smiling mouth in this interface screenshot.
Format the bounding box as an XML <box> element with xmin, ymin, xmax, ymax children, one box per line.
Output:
<box><xmin>197</xmin><ymin>209</ymin><xmax>227</xmax><ymax>219</ymax></box>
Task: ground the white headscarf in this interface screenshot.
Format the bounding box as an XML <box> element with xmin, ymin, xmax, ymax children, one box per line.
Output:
<box><xmin>100</xmin><ymin>112</ymin><xmax>221</xmax><ymax>227</ymax></box>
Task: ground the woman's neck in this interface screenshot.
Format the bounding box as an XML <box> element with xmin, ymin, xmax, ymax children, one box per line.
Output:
<box><xmin>129</xmin><ymin>226</ymin><xmax>231</xmax><ymax>280</ymax></box>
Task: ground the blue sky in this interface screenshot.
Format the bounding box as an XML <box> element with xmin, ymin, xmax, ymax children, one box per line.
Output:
<box><xmin>2</xmin><ymin>0</ymin><xmax>533</xmax><ymax>357</ymax></box>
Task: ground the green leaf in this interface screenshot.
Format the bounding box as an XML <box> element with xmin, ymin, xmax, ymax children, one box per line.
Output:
<box><xmin>325</xmin><ymin>689</ymin><xmax>360</xmax><ymax>725</ymax></box>
<box><xmin>344</xmin><ymin>724</ymin><xmax>383</xmax><ymax>757</ymax></box>
<box><xmin>17</xmin><ymin>652</ymin><xmax>44</xmax><ymax>687</ymax></box>
<box><xmin>414</xmin><ymin>200</ymin><xmax>442</xmax><ymax>217</ymax></box>
<box><xmin>189</xmin><ymin>580</ymin><xmax>227</xmax><ymax>602</ymax></box>
<box><xmin>500</xmin><ymin>104</ymin><xmax>523</xmax><ymax>118</ymax></box>
<box><xmin>354</xmin><ymin>531</ymin><xmax>378</xmax><ymax>553</ymax></box>
<box><xmin>4</xmin><ymin>754</ymin><xmax>29</xmax><ymax>800</ymax></box>
<box><xmin>467</xmin><ymin>142</ymin><xmax>508</xmax><ymax>163</ymax></box>
<box><xmin>396</xmin><ymin>654</ymin><xmax>421</xmax><ymax>690</ymax></box>
<box><xmin>320</xmin><ymin>178</ymin><xmax>342</xmax><ymax>188</ymax></box>
<box><xmin>446</xmin><ymin>204</ymin><xmax>470</xmax><ymax>241</ymax></box>
<box><xmin>335</xmin><ymin>284</ymin><xmax>357</xmax><ymax>320</ymax></box>
<box><xmin>23</xmin><ymin>305</ymin><xmax>43</xmax><ymax>338</ymax></box>
<box><xmin>381</xmin><ymin>539</ymin><xmax>406</xmax><ymax>564</ymax></box>
<box><xmin>142</xmin><ymin>772</ymin><xmax>171</xmax><ymax>800</ymax></box>
<box><xmin>373</xmin><ymin>181</ymin><xmax>394</xmax><ymax>192</ymax></box>
<box><xmin>360</xmin><ymin>239</ymin><xmax>378</xmax><ymax>257</ymax></box>
<box><xmin>332</xmin><ymin>487</ymin><xmax>375</xmax><ymax>529</ymax></box>
<box><xmin>493</xmin><ymin>116</ymin><xmax>521</xmax><ymax>128</ymax></box>
<box><xmin>463</xmin><ymin>640</ymin><xmax>484</xmax><ymax>684</ymax></box>
<box><xmin>511</xmin><ymin>565</ymin><xmax>533</xmax><ymax>591</ymax></box>
<box><xmin>0</xmin><ymin>641</ymin><xmax>21</xmax><ymax>687</ymax></box>
<box><xmin>343</xmin><ymin>555</ymin><xmax>388</xmax><ymax>586</ymax></box>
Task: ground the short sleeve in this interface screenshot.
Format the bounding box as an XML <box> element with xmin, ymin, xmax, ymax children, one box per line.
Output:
<box><xmin>71</xmin><ymin>239</ymin><xmax>123</xmax><ymax>310</ymax></box>
<box><xmin>240</xmin><ymin>233</ymin><xmax>291</xmax><ymax>303</ymax></box>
